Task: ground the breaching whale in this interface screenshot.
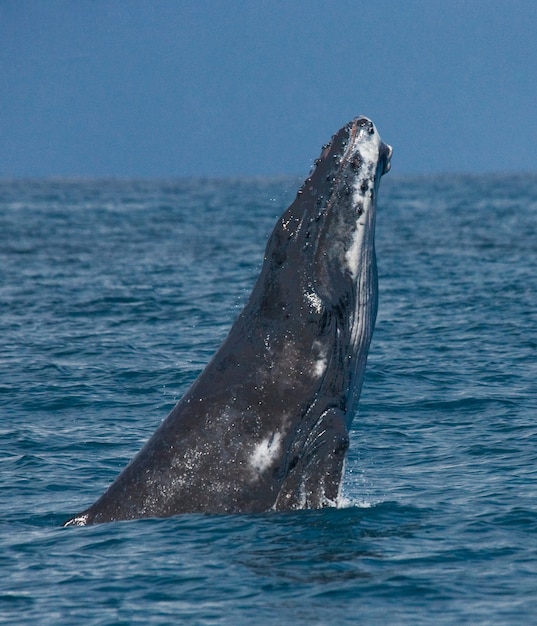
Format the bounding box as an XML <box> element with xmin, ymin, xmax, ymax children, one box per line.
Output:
<box><xmin>64</xmin><ymin>116</ymin><xmax>392</xmax><ymax>525</ymax></box>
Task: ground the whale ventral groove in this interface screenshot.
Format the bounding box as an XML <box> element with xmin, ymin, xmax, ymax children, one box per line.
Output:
<box><xmin>64</xmin><ymin>116</ymin><xmax>392</xmax><ymax>526</ymax></box>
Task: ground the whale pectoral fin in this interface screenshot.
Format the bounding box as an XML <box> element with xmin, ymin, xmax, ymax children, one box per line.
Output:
<box><xmin>274</xmin><ymin>407</ymin><xmax>349</xmax><ymax>511</ymax></box>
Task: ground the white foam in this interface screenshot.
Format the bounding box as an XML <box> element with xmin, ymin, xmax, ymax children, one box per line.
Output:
<box><xmin>64</xmin><ymin>514</ymin><xmax>89</xmax><ymax>527</ymax></box>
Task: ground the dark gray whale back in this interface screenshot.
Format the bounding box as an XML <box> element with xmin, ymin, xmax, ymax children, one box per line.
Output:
<box><xmin>65</xmin><ymin>117</ymin><xmax>392</xmax><ymax>525</ymax></box>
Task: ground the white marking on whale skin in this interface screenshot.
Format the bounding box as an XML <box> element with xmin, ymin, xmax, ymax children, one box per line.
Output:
<box><xmin>344</xmin><ymin>125</ymin><xmax>383</xmax><ymax>280</ymax></box>
<box><xmin>345</xmin><ymin>201</ymin><xmax>376</xmax><ymax>283</ymax></box>
<box><xmin>249</xmin><ymin>432</ymin><xmax>282</xmax><ymax>473</ymax></box>
<box><xmin>311</xmin><ymin>340</ymin><xmax>327</xmax><ymax>378</ymax></box>
<box><xmin>313</xmin><ymin>356</ymin><xmax>327</xmax><ymax>378</ymax></box>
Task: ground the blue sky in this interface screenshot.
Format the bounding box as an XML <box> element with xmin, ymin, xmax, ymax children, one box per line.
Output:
<box><xmin>1</xmin><ymin>0</ymin><xmax>536</xmax><ymax>178</ymax></box>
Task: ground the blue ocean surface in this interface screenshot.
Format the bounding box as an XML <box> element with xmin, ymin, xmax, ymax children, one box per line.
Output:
<box><xmin>1</xmin><ymin>174</ymin><xmax>536</xmax><ymax>624</ymax></box>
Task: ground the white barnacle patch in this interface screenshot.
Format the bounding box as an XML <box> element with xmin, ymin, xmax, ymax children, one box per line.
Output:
<box><xmin>304</xmin><ymin>289</ymin><xmax>323</xmax><ymax>314</ymax></box>
<box><xmin>249</xmin><ymin>432</ymin><xmax>282</xmax><ymax>474</ymax></box>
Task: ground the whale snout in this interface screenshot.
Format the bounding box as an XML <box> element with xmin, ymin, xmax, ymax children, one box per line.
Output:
<box><xmin>351</xmin><ymin>116</ymin><xmax>392</xmax><ymax>176</ymax></box>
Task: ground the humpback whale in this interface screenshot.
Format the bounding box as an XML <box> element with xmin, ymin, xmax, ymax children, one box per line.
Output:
<box><xmin>65</xmin><ymin>116</ymin><xmax>392</xmax><ymax>525</ymax></box>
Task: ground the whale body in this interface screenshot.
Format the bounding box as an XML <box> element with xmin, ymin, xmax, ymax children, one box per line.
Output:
<box><xmin>64</xmin><ymin>117</ymin><xmax>392</xmax><ymax>525</ymax></box>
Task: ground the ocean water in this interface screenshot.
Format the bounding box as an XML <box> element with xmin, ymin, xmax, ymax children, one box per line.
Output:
<box><xmin>1</xmin><ymin>174</ymin><xmax>536</xmax><ymax>624</ymax></box>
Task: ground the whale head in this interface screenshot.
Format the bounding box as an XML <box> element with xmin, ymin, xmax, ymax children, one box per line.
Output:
<box><xmin>261</xmin><ymin>115</ymin><xmax>391</xmax><ymax>312</ymax></box>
